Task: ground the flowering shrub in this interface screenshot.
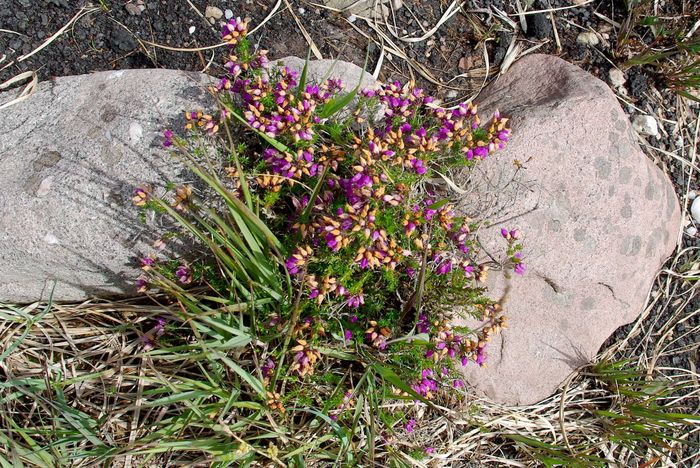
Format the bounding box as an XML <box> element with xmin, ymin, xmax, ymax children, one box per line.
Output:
<box><xmin>134</xmin><ymin>16</ymin><xmax>522</xmax><ymax>455</ymax></box>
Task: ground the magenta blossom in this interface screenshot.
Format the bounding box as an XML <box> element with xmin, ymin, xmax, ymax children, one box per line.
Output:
<box><xmin>347</xmin><ymin>293</ymin><xmax>364</xmax><ymax>308</ymax></box>
<box><xmin>163</xmin><ymin>129</ymin><xmax>173</xmax><ymax>147</ymax></box>
<box><xmin>175</xmin><ymin>265</ymin><xmax>192</xmax><ymax>284</ymax></box>
<box><xmin>404</xmin><ymin>419</ymin><xmax>417</xmax><ymax>433</ymax></box>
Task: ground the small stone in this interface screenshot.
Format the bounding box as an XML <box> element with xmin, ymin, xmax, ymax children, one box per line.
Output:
<box><xmin>298</xmin><ymin>7</ymin><xmax>306</xmax><ymax>14</ymax></box>
<box><xmin>43</xmin><ymin>233</ymin><xmax>60</xmax><ymax>245</ymax></box>
<box><xmin>608</xmin><ymin>68</ymin><xmax>625</xmax><ymax>88</ymax></box>
<box><xmin>576</xmin><ymin>31</ymin><xmax>600</xmax><ymax>47</ymax></box>
<box><xmin>225</xmin><ymin>9</ymin><xmax>234</xmax><ymax>19</ymax></box>
<box><xmin>125</xmin><ymin>3</ymin><xmax>144</xmax><ymax>15</ymax></box>
<box><xmin>691</xmin><ymin>197</ymin><xmax>700</xmax><ymax>223</ymax></box>
<box><xmin>205</xmin><ymin>6</ymin><xmax>223</xmax><ymax>20</ymax></box>
<box><xmin>129</xmin><ymin>122</ymin><xmax>144</xmax><ymax>144</ymax></box>
<box><xmin>632</xmin><ymin>115</ymin><xmax>659</xmax><ymax>138</ymax></box>
<box><xmin>392</xmin><ymin>0</ymin><xmax>402</xmax><ymax>9</ymax></box>
<box><xmin>347</xmin><ymin>14</ymin><xmax>357</xmax><ymax>23</ymax></box>
<box><xmin>458</xmin><ymin>56</ymin><xmax>472</xmax><ymax>70</ymax></box>
<box><xmin>446</xmin><ymin>89</ymin><xmax>458</xmax><ymax>99</ymax></box>
<box><xmin>188</xmin><ymin>26</ymin><xmax>196</xmax><ymax>35</ymax></box>
<box><xmin>686</xmin><ymin>226</ymin><xmax>698</xmax><ymax>237</ymax></box>
<box><xmin>688</xmin><ymin>190</ymin><xmax>697</xmax><ymax>200</ymax></box>
<box><xmin>36</xmin><ymin>177</ymin><xmax>53</xmax><ymax>197</ymax></box>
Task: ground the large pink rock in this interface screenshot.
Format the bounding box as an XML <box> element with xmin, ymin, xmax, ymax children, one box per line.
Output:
<box><xmin>456</xmin><ymin>54</ymin><xmax>681</xmax><ymax>405</ymax></box>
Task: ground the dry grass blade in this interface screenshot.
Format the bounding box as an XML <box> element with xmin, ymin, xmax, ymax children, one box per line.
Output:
<box><xmin>511</xmin><ymin>0</ymin><xmax>596</xmax><ymax>17</ymax></box>
<box><xmin>0</xmin><ymin>71</ymin><xmax>38</xmax><ymax>110</ymax></box>
<box><xmin>389</xmin><ymin>1</ymin><xmax>463</xmax><ymax>44</ymax></box>
<box><xmin>283</xmin><ymin>0</ymin><xmax>323</xmax><ymax>59</ymax></box>
<box><xmin>0</xmin><ymin>28</ymin><xmax>26</xmax><ymax>36</ymax></box>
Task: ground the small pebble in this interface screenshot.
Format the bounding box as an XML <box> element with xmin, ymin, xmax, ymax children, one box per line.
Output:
<box><xmin>205</xmin><ymin>6</ymin><xmax>224</xmax><ymax>20</ymax></box>
<box><xmin>189</xmin><ymin>25</ymin><xmax>196</xmax><ymax>34</ymax></box>
<box><xmin>691</xmin><ymin>197</ymin><xmax>700</xmax><ymax>223</ymax></box>
<box><xmin>688</xmin><ymin>190</ymin><xmax>697</xmax><ymax>200</ymax></box>
<box><xmin>44</xmin><ymin>233</ymin><xmax>60</xmax><ymax>245</ymax></box>
<box><xmin>632</xmin><ymin>115</ymin><xmax>659</xmax><ymax>137</ymax></box>
<box><xmin>576</xmin><ymin>31</ymin><xmax>599</xmax><ymax>47</ymax></box>
<box><xmin>446</xmin><ymin>90</ymin><xmax>458</xmax><ymax>99</ymax></box>
<box><xmin>608</xmin><ymin>68</ymin><xmax>625</xmax><ymax>88</ymax></box>
<box><xmin>225</xmin><ymin>9</ymin><xmax>234</xmax><ymax>19</ymax></box>
<box><xmin>392</xmin><ymin>0</ymin><xmax>402</xmax><ymax>9</ymax></box>
<box><xmin>686</xmin><ymin>226</ymin><xmax>697</xmax><ymax>237</ymax></box>
<box><xmin>298</xmin><ymin>7</ymin><xmax>305</xmax><ymax>14</ymax></box>
<box><xmin>125</xmin><ymin>3</ymin><xmax>144</xmax><ymax>15</ymax></box>
<box><xmin>347</xmin><ymin>14</ymin><xmax>357</xmax><ymax>23</ymax></box>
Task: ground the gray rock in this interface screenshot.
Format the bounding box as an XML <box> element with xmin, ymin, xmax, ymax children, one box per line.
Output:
<box><xmin>691</xmin><ymin>197</ymin><xmax>700</xmax><ymax>223</ymax></box>
<box><xmin>0</xmin><ymin>69</ymin><xmax>216</xmax><ymax>302</ymax></box>
<box><xmin>632</xmin><ymin>114</ymin><xmax>660</xmax><ymax>137</ymax></box>
<box><xmin>125</xmin><ymin>2</ymin><xmax>145</xmax><ymax>16</ymax></box>
<box><xmin>608</xmin><ymin>68</ymin><xmax>626</xmax><ymax>88</ymax></box>
<box><xmin>275</xmin><ymin>56</ymin><xmax>378</xmax><ymax>93</ymax></box>
<box><xmin>455</xmin><ymin>54</ymin><xmax>680</xmax><ymax>405</ymax></box>
<box><xmin>0</xmin><ymin>59</ymin><xmax>377</xmax><ymax>303</ymax></box>
<box><xmin>205</xmin><ymin>6</ymin><xmax>223</xmax><ymax>21</ymax></box>
<box><xmin>576</xmin><ymin>31</ymin><xmax>600</xmax><ymax>47</ymax></box>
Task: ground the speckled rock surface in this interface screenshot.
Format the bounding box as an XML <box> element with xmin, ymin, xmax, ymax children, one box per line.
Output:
<box><xmin>0</xmin><ymin>69</ymin><xmax>215</xmax><ymax>302</ymax></box>
<box><xmin>0</xmin><ymin>59</ymin><xmax>377</xmax><ymax>303</ymax></box>
<box><xmin>455</xmin><ymin>54</ymin><xmax>681</xmax><ymax>405</ymax></box>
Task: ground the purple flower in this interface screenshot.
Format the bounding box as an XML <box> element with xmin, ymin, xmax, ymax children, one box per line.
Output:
<box><xmin>436</xmin><ymin>259</ymin><xmax>452</xmax><ymax>275</ymax></box>
<box><xmin>175</xmin><ymin>265</ymin><xmax>192</xmax><ymax>285</ymax></box>
<box><xmin>462</xmin><ymin>263</ymin><xmax>474</xmax><ymax>276</ymax></box>
<box><xmin>261</xmin><ymin>358</ymin><xmax>276</xmax><ymax>380</ymax></box>
<box><xmin>221</xmin><ymin>17</ymin><xmax>248</xmax><ymax>45</ymax></box>
<box><xmin>425</xmin><ymin>447</ymin><xmax>435</xmax><ymax>454</ymax></box>
<box><xmin>411</xmin><ymin>370</ymin><xmax>439</xmax><ymax>398</ymax></box>
<box><xmin>416</xmin><ymin>313</ymin><xmax>430</xmax><ymax>333</ymax></box>
<box><xmin>514</xmin><ymin>262</ymin><xmax>526</xmax><ymax>275</ymax></box>
<box><xmin>135</xmin><ymin>278</ymin><xmax>148</xmax><ymax>293</ymax></box>
<box><xmin>404</xmin><ymin>419</ymin><xmax>417</xmax><ymax>433</ymax></box>
<box><xmin>163</xmin><ymin>129</ymin><xmax>173</xmax><ymax>147</ymax></box>
<box><xmin>476</xmin><ymin>346</ymin><xmax>486</xmax><ymax>366</ymax></box>
<box><xmin>344</xmin><ymin>330</ymin><xmax>353</xmax><ymax>341</ymax></box>
<box><xmin>347</xmin><ymin>293</ymin><xmax>365</xmax><ymax>308</ymax></box>
<box><xmin>412</xmin><ymin>158</ymin><xmax>427</xmax><ymax>175</ymax></box>
<box><xmin>139</xmin><ymin>256</ymin><xmax>156</xmax><ymax>270</ymax></box>
<box><xmin>285</xmin><ymin>246</ymin><xmax>312</xmax><ymax>275</ymax></box>
<box><xmin>155</xmin><ymin>317</ymin><xmax>166</xmax><ymax>337</ymax></box>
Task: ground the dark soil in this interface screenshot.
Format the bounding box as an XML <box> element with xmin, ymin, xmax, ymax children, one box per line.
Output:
<box><xmin>0</xmin><ymin>0</ymin><xmax>642</xmax><ymax>96</ymax></box>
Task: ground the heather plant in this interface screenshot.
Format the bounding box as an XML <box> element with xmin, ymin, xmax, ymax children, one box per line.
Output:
<box><xmin>132</xmin><ymin>16</ymin><xmax>520</xmax><ymax>462</ymax></box>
